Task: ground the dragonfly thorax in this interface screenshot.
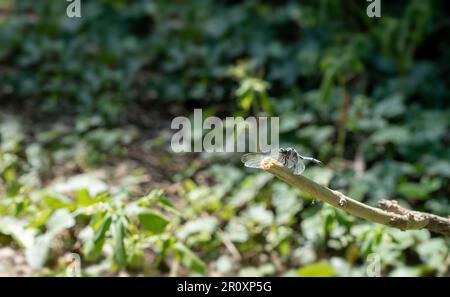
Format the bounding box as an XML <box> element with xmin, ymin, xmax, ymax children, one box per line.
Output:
<box><xmin>278</xmin><ymin>147</ymin><xmax>298</xmax><ymax>159</ymax></box>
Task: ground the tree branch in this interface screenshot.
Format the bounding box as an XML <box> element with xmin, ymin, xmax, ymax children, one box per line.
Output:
<box><xmin>260</xmin><ymin>157</ymin><xmax>450</xmax><ymax>236</ymax></box>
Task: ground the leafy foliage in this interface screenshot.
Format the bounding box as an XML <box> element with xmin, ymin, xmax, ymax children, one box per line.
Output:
<box><xmin>0</xmin><ymin>0</ymin><xmax>449</xmax><ymax>276</ymax></box>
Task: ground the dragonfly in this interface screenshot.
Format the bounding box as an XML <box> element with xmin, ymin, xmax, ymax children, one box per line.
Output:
<box><xmin>241</xmin><ymin>147</ymin><xmax>321</xmax><ymax>175</ymax></box>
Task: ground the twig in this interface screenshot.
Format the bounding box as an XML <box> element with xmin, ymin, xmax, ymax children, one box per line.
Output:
<box><xmin>260</xmin><ymin>157</ymin><xmax>450</xmax><ymax>236</ymax></box>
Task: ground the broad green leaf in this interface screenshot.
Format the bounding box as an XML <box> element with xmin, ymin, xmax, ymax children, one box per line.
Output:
<box><xmin>138</xmin><ymin>210</ymin><xmax>170</xmax><ymax>234</ymax></box>
<box><xmin>75</xmin><ymin>189</ymin><xmax>97</xmax><ymax>207</ymax></box>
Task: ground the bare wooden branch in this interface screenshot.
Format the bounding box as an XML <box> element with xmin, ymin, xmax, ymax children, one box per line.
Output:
<box><xmin>260</xmin><ymin>157</ymin><xmax>450</xmax><ymax>236</ymax></box>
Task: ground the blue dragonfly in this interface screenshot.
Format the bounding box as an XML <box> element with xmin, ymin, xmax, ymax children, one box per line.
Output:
<box><xmin>241</xmin><ymin>147</ymin><xmax>321</xmax><ymax>175</ymax></box>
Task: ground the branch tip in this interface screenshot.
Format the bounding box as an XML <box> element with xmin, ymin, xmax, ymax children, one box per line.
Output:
<box><xmin>260</xmin><ymin>157</ymin><xmax>283</xmax><ymax>170</ymax></box>
<box><xmin>261</xmin><ymin>162</ymin><xmax>450</xmax><ymax>236</ymax></box>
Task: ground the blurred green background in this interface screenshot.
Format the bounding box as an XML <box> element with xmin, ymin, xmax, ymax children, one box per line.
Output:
<box><xmin>0</xmin><ymin>0</ymin><xmax>449</xmax><ymax>276</ymax></box>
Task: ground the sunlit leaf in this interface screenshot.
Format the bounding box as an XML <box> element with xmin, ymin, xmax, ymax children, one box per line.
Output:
<box><xmin>297</xmin><ymin>262</ymin><xmax>336</xmax><ymax>277</ymax></box>
<box><xmin>138</xmin><ymin>210</ymin><xmax>170</xmax><ymax>234</ymax></box>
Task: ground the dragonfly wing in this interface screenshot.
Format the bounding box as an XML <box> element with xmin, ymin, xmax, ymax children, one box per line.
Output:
<box><xmin>269</xmin><ymin>149</ymin><xmax>280</xmax><ymax>160</ymax></box>
<box><xmin>286</xmin><ymin>158</ymin><xmax>296</xmax><ymax>169</ymax></box>
<box><xmin>293</xmin><ymin>160</ymin><xmax>305</xmax><ymax>175</ymax></box>
<box><xmin>241</xmin><ymin>153</ymin><xmax>266</xmax><ymax>168</ymax></box>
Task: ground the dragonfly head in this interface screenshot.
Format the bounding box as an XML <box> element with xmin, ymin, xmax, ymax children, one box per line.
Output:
<box><xmin>278</xmin><ymin>147</ymin><xmax>289</xmax><ymax>157</ymax></box>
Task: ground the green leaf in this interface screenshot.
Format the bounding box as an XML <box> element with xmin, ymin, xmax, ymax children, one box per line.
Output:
<box><xmin>238</xmin><ymin>91</ymin><xmax>253</xmax><ymax>111</ymax></box>
<box><xmin>374</xmin><ymin>94</ymin><xmax>405</xmax><ymax>118</ymax></box>
<box><xmin>158</xmin><ymin>195</ymin><xmax>177</xmax><ymax>212</ymax></box>
<box><xmin>370</xmin><ymin>126</ymin><xmax>410</xmax><ymax>145</ymax></box>
<box><xmin>397</xmin><ymin>182</ymin><xmax>429</xmax><ymax>200</ymax></box>
<box><xmin>297</xmin><ymin>262</ymin><xmax>336</xmax><ymax>277</ymax></box>
<box><xmin>27</xmin><ymin>209</ymin><xmax>52</xmax><ymax>229</ymax></box>
<box><xmin>113</xmin><ymin>218</ymin><xmax>127</xmax><ymax>267</ymax></box>
<box><xmin>43</xmin><ymin>194</ymin><xmax>72</xmax><ymax>209</ymax></box>
<box><xmin>138</xmin><ymin>210</ymin><xmax>170</xmax><ymax>234</ymax></box>
<box><xmin>397</xmin><ymin>177</ymin><xmax>442</xmax><ymax>200</ymax></box>
<box><xmin>75</xmin><ymin>189</ymin><xmax>97</xmax><ymax>207</ymax></box>
<box><xmin>84</xmin><ymin>215</ymin><xmax>111</xmax><ymax>261</ymax></box>
<box><xmin>173</xmin><ymin>242</ymin><xmax>206</xmax><ymax>274</ymax></box>
<box><xmin>93</xmin><ymin>215</ymin><xmax>112</xmax><ymax>243</ymax></box>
